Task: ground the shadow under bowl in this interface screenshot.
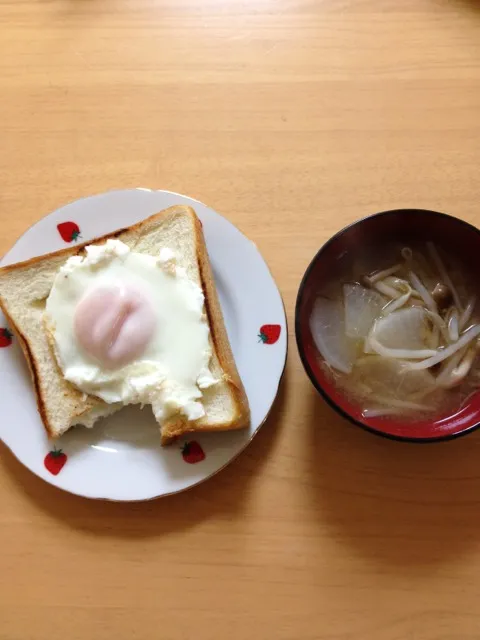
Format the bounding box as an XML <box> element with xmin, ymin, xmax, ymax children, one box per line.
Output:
<box><xmin>295</xmin><ymin>208</ymin><xmax>480</xmax><ymax>442</ymax></box>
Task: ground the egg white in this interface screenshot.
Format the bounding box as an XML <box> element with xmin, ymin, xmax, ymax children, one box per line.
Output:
<box><xmin>45</xmin><ymin>240</ymin><xmax>217</xmax><ymax>422</ymax></box>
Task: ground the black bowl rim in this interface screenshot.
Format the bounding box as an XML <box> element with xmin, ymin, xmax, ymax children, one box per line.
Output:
<box><xmin>295</xmin><ymin>208</ymin><xmax>480</xmax><ymax>444</ymax></box>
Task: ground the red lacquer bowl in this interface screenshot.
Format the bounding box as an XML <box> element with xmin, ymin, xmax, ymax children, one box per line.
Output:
<box><xmin>295</xmin><ymin>209</ymin><xmax>480</xmax><ymax>442</ymax></box>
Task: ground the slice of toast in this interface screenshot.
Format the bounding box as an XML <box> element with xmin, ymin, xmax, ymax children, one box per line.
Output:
<box><xmin>0</xmin><ymin>205</ymin><xmax>250</xmax><ymax>444</ymax></box>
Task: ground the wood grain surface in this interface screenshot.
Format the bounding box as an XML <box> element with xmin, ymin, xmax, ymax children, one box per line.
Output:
<box><xmin>2</xmin><ymin>0</ymin><xmax>480</xmax><ymax>638</ymax></box>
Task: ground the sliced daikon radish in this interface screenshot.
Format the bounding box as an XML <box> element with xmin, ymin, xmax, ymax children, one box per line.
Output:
<box><xmin>353</xmin><ymin>355</ymin><xmax>436</xmax><ymax>399</ymax></box>
<box><xmin>309</xmin><ymin>297</ymin><xmax>356</xmax><ymax>374</ymax></box>
<box><xmin>368</xmin><ymin>306</ymin><xmax>430</xmax><ymax>351</ymax></box>
<box><xmin>343</xmin><ymin>283</ymin><xmax>386</xmax><ymax>339</ymax></box>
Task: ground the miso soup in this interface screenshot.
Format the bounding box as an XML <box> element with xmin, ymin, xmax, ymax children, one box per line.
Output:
<box><xmin>309</xmin><ymin>241</ymin><xmax>480</xmax><ymax>420</ymax></box>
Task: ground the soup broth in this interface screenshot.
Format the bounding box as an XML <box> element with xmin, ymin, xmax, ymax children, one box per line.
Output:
<box><xmin>309</xmin><ymin>241</ymin><xmax>480</xmax><ymax>420</ymax></box>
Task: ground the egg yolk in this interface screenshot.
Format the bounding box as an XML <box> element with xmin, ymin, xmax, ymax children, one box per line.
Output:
<box><xmin>73</xmin><ymin>284</ymin><xmax>156</xmax><ymax>368</ymax></box>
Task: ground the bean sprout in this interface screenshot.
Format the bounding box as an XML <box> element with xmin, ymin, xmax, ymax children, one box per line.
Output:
<box><xmin>427</xmin><ymin>242</ymin><xmax>463</xmax><ymax>311</ymax></box>
<box><xmin>460</xmin><ymin>296</ymin><xmax>476</xmax><ymax>331</ymax></box>
<box><xmin>365</xmin><ymin>264</ymin><xmax>402</xmax><ymax>285</ymax></box>
<box><xmin>409</xmin><ymin>270</ymin><xmax>437</xmax><ymax>312</ymax></box>
<box><xmin>407</xmin><ymin>324</ymin><xmax>480</xmax><ymax>370</ymax></box>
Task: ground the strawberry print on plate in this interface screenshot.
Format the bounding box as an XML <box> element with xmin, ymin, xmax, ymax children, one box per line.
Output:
<box><xmin>258</xmin><ymin>324</ymin><xmax>281</xmax><ymax>345</ymax></box>
<box><xmin>182</xmin><ymin>441</ymin><xmax>206</xmax><ymax>464</ymax></box>
<box><xmin>44</xmin><ymin>448</ymin><xmax>68</xmax><ymax>475</ymax></box>
<box><xmin>0</xmin><ymin>328</ymin><xmax>13</xmax><ymax>348</ymax></box>
<box><xmin>57</xmin><ymin>221</ymin><xmax>81</xmax><ymax>243</ymax></box>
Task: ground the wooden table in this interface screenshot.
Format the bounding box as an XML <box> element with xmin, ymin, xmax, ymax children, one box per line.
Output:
<box><xmin>2</xmin><ymin>1</ymin><xmax>480</xmax><ymax>638</ymax></box>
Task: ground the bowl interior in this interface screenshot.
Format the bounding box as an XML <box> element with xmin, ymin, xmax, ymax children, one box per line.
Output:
<box><xmin>296</xmin><ymin>209</ymin><xmax>480</xmax><ymax>441</ymax></box>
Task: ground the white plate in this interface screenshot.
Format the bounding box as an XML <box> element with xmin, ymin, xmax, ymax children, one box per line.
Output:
<box><xmin>0</xmin><ymin>190</ymin><xmax>287</xmax><ymax>500</ymax></box>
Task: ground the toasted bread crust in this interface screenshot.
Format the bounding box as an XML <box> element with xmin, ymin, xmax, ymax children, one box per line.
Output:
<box><xmin>0</xmin><ymin>205</ymin><xmax>250</xmax><ymax>443</ymax></box>
<box><xmin>0</xmin><ymin>299</ymin><xmax>54</xmax><ymax>436</ymax></box>
<box><xmin>160</xmin><ymin>214</ymin><xmax>250</xmax><ymax>443</ymax></box>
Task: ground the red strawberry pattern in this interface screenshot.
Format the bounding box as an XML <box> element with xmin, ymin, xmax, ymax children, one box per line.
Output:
<box><xmin>57</xmin><ymin>221</ymin><xmax>81</xmax><ymax>243</ymax></box>
<box><xmin>182</xmin><ymin>441</ymin><xmax>205</xmax><ymax>464</ymax></box>
<box><xmin>44</xmin><ymin>448</ymin><xmax>67</xmax><ymax>475</ymax></box>
<box><xmin>258</xmin><ymin>324</ymin><xmax>281</xmax><ymax>345</ymax></box>
<box><xmin>0</xmin><ymin>328</ymin><xmax>13</xmax><ymax>348</ymax></box>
